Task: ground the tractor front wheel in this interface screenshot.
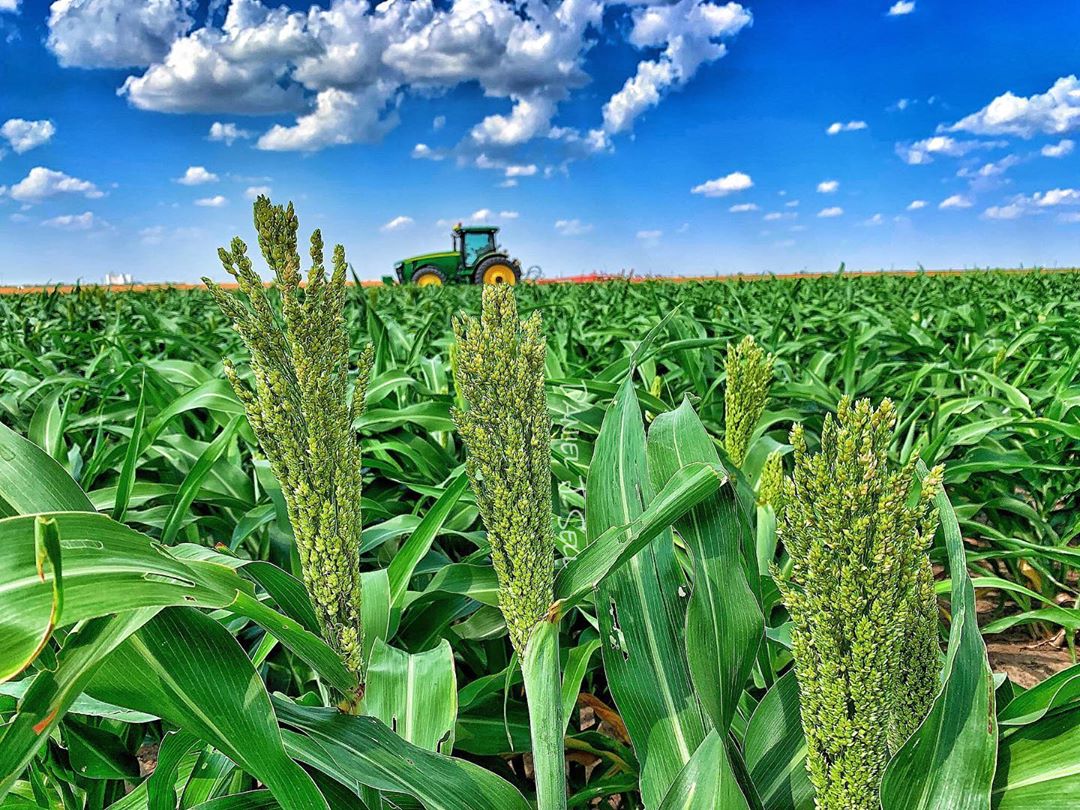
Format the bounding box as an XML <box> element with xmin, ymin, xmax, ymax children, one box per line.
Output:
<box><xmin>474</xmin><ymin>257</ymin><xmax>519</xmax><ymax>285</ymax></box>
<box><xmin>412</xmin><ymin>266</ymin><xmax>446</xmax><ymax>287</ymax></box>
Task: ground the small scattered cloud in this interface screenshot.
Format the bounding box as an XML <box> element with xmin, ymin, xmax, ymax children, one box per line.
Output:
<box><xmin>862</xmin><ymin>213</ymin><xmax>885</xmax><ymax>226</ymax></box>
<box><xmin>817</xmin><ymin>206</ymin><xmax>844</xmax><ymax>218</ymax></box>
<box><xmin>763</xmin><ymin>211</ymin><xmax>796</xmax><ymax>221</ymax></box>
<box><xmin>412</xmin><ymin>143</ymin><xmax>444</xmax><ymax>161</ymax></box>
<box><xmin>1042</xmin><ymin>138</ymin><xmax>1074</xmax><ymax>158</ymax></box>
<box><xmin>208</xmin><ymin>122</ymin><xmax>253</xmax><ymax>145</ymax></box>
<box><xmin>896</xmin><ymin>136</ymin><xmax>1002</xmax><ymax>165</ymax></box>
<box><xmin>907</xmin><ymin>199</ymin><xmax>927</xmax><ymax>210</ymax></box>
<box><xmin>1</xmin><ymin>119</ymin><xmax>55</xmax><ymax>153</ymax></box>
<box><xmin>691</xmin><ymin>171</ymin><xmax>753</xmax><ymax>197</ymax></box>
<box><xmin>555</xmin><ymin>218</ymin><xmax>592</xmax><ymax>236</ymax></box>
<box><xmin>983</xmin><ymin>203</ymin><xmax>1025</xmax><ymax>220</ymax></box>
<box><xmin>505</xmin><ymin>164</ymin><xmax>537</xmax><ymax>177</ymax></box>
<box><xmin>817</xmin><ymin>179</ymin><xmax>839</xmax><ymax>193</ymax></box>
<box><xmin>888</xmin><ymin>2</ymin><xmax>915</xmax><ymax>16</ymax></box>
<box><xmin>498</xmin><ymin>179</ymin><xmax>518</xmax><ymax>188</ymax></box>
<box><xmin>826</xmin><ymin>120</ymin><xmax>867</xmax><ymax>135</ymax></box>
<box><xmin>729</xmin><ymin>203</ymin><xmax>759</xmax><ymax>212</ymax></box>
<box><xmin>4</xmin><ymin>166</ymin><xmax>103</xmax><ymax>203</ymax></box>
<box><xmin>41</xmin><ymin>211</ymin><xmax>101</xmax><ymax>230</ymax></box>
<box><xmin>499</xmin><ymin>210</ymin><xmax>519</xmax><ymax>219</ymax></box>
<box><xmin>177</xmin><ymin>166</ymin><xmax>219</xmax><ymax>185</ymax></box>
<box><xmin>244</xmin><ymin>185</ymin><xmax>272</xmax><ymax>200</ymax></box>
<box><xmin>1033</xmin><ymin>188</ymin><xmax>1080</xmax><ymax>206</ymax></box>
<box><xmin>1058</xmin><ymin>212</ymin><xmax>1080</xmax><ymax>223</ymax></box>
<box><xmin>195</xmin><ymin>194</ymin><xmax>227</xmax><ymax>207</ymax></box>
<box><xmin>432</xmin><ymin>115</ymin><xmax>446</xmax><ymax>131</ymax></box>
<box><xmin>636</xmin><ymin>229</ymin><xmax>661</xmax><ymax>244</ymax></box>
<box><xmin>939</xmin><ymin>194</ymin><xmax>972</xmax><ymax>209</ymax></box>
<box><xmin>785</xmin><ymin>199</ymin><xmax>799</xmax><ymax>207</ymax></box>
<box><xmin>381</xmin><ymin>215</ymin><xmax>414</xmax><ymax>232</ymax></box>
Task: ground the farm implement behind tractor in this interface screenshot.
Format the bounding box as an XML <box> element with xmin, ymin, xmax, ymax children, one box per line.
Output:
<box><xmin>394</xmin><ymin>224</ymin><xmax>522</xmax><ymax>286</ymax></box>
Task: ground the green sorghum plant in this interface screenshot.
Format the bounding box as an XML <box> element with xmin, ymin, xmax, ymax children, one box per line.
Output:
<box><xmin>451</xmin><ymin>284</ymin><xmax>555</xmax><ymax>655</ymax></box>
<box><xmin>756</xmin><ymin>448</ymin><xmax>785</xmax><ymax>509</ymax></box>
<box><xmin>724</xmin><ymin>335</ymin><xmax>774</xmax><ymax>467</ymax></box>
<box><xmin>774</xmin><ymin>397</ymin><xmax>943</xmax><ymax>810</ymax></box>
<box><xmin>204</xmin><ymin>197</ymin><xmax>373</xmax><ymax>684</ymax></box>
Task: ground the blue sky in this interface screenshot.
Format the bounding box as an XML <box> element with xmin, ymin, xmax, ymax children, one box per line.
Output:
<box><xmin>1</xmin><ymin>0</ymin><xmax>1079</xmax><ymax>284</ymax></box>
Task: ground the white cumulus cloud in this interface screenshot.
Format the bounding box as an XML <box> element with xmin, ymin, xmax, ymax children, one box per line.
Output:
<box><xmin>195</xmin><ymin>194</ymin><xmax>227</xmax><ymax>207</ymax></box>
<box><xmin>1042</xmin><ymin>138</ymin><xmax>1074</xmax><ymax>158</ymax></box>
<box><xmin>907</xmin><ymin>199</ymin><xmax>927</xmax><ymax>210</ymax></box>
<box><xmin>729</xmin><ymin>203</ymin><xmax>758</xmax><ymax>212</ymax></box>
<box><xmin>41</xmin><ymin>211</ymin><xmax>101</xmax><ymax>230</ymax></box>
<box><xmin>826</xmin><ymin>120</ymin><xmax>867</xmax><ymax>135</ymax></box>
<box><xmin>817</xmin><ymin>179</ymin><xmax>839</xmax><ymax>193</ymax></box>
<box><xmin>244</xmin><ymin>185</ymin><xmax>271</xmax><ymax>200</ymax></box>
<box><xmin>947</xmin><ymin>76</ymin><xmax>1080</xmax><ymax>138</ymax></box>
<box><xmin>1</xmin><ymin>119</ymin><xmax>56</xmax><ymax>153</ymax></box>
<box><xmin>47</xmin><ymin>0</ymin><xmax>197</xmax><ymax>68</ymax></box>
<box><xmin>692</xmin><ymin>171</ymin><xmax>753</xmax><ymax>197</ymax></box>
<box><xmin>208</xmin><ymin>122</ymin><xmax>253</xmax><ymax>145</ymax></box>
<box><xmin>4</xmin><ymin>166</ymin><xmax>104</xmax><ymax>203</ymax></box>
<box><xmin>817</xmin><ymin>206</ymin><xmax>843</xmax><ymax>217</ymax></box>
<box><xmin>888</xmin><ymin>2</ymin><xmax>915</xmax><ymax>16</ymax></box>
<box><xmin>939</xmin><ymin>194</ymin><xmax>972</xmax><ymax>209</ymax></box>
<box><xmin>176</xmin><ymin>165</ymin><xmax>218</xmax><ymax>185</ymax></box>
<box><xmin>895</xmin><ymin>135</ymin><xmax>1000</xmax><ymax>165</ymax></box>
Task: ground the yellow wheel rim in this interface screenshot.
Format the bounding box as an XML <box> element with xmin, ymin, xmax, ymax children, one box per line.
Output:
<box><xmin>482</xmin><ymin>264</ymin><xmax>516</xmax><ymax>285</ymax></box>
<box><xmin>416</xmin><ymin>273</ymin><xmax>443</xmax><ymax>287</ymax></box>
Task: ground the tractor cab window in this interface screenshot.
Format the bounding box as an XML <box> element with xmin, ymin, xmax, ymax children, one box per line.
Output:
<box><xmin>463</xmin><ymin>231</ymin><xmax>495</xmax><ymax>265</ymax></box>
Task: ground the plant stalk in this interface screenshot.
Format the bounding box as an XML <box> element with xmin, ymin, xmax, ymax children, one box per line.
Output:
<box><xmin>521</xmin><ymin>618</ymin><xmax>566</xmax><ymax>810</ymax></box>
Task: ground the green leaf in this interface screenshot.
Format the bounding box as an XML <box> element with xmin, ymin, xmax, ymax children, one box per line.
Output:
<box><xmin>991</xmin><ymin>705</ymin><xmax>1080</xmax><ymax>807</ymax></box>
<box><xmin>561</xmin><ymin>638</ymin><xmax>601</xmax><ymax>735</ymax></box>
<box><xmin>276</xmin><ymin>698</ymin><xmax>531</xmax><ymax>810</ymax></box>
<box><xmin>0</xmin><ymin>609</ymin><xmax>159</xmax><ymax>799</ymax></box>
<box><xmin>29</xmin><ymin>388</ymin><xmax>65</xmax><ymax>463</ymax></box>
<box><xmin>647</xmin><ymin>397</ymin><xmax>763</xmax><ymax>733</ymax></box>
<box><xmin>657</xmin><ymin>731</ymin><xmax>750</xmax><ymax>810</ymax></box>
<box><xmin>743</xmin><ymin>670</ymin><xmax>814</xmax><ymax>810</ymax></box>
<box><xmin>64</xmin><ymin>716</ymin><xmax>139</xmax><ymax>780</ymax></box>
<box><xmin>387</xmin><ymin>473</ymin><xmax>468</xmax><ymax>608</ymax></box>
<box><xmin>997</xmin><ymin>663</ymin><xmax>1080</xmax><ymax>727</ymax></box>
<box><xmin>583</xmin><ymin>376</ymin><xmax>708</xmax><ymax>808</ymax></box>
<box><xmin>0</xmin><ymin>511</ymin><xmax>249</xmax><ymax>683</ymax></box>
<box><xmin>364</xmin><ymin>638</ymin><xmax>457</xmax><ymax>754</ymax></box>
<box><xmin>554</xmin><ymin>459</ymin><xmax>725</xmax><ymax>607</ymax></box>
<box><xmin>0</xmin><ymin>421</ymin><xmax>93</xmax><ymax>517</ymax></box>
<box><xmin>86</xmin><ymin>608</ymin><xmax>329</xmax><ymax>810</ymax></box>
<box><xmin>113</xmin><ymin>375</ymin><xmax>147</xmax><ymax>522</ymax></box>
<box><xmin>146</xmin><ymin>730</ymin><xmax>201</xmax><ymax>810</ymax></box>
<box><xmin>879</xmin><ymin>463</ymin><xmax>998</xmax><ymax>810</ymax></box>
<box><xmin>160</xmin><ymin>416</ymin><xmax>241</xmax><ymax>545</ymax></box>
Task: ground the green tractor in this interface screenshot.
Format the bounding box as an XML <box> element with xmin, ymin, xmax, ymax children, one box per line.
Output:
<box><xmin>394</xmin><ymin>224</ymin><xmax>522</xmax><ymax>286</ymax></box>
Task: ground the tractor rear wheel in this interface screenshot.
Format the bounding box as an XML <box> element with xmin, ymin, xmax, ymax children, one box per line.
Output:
<box><xmin>474</xmin><ymin>257</ymin><xmax>519</xmax><ymax>285</ymax></box>
<box><xmin>412</xmin><ymin>266</ymin><xmax>446</xmax><ymax>287</ymax></box>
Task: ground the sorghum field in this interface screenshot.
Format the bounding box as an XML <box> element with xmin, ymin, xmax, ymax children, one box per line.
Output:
<box><xmin>1</xmin><ymin>206</ymin><xmax>1078</xmax><ymax>809</ymax></box>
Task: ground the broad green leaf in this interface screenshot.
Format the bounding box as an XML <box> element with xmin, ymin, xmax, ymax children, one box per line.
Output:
<box><xmin>86</xmin><ymin>608</ymin><xmax>329</xmax><ymax>810</ymax></box>
<box><xmin>584</xmin><ymin>376</ymin><xmax>708</xmax><ymax>808</ymax></box>
<box><xmin>28</xmin><ymin>388</ymin><xmax>65</xmax><ymax>463</ymax></box>
<box><xmin>160</xmin><ymin>416</ymin><xmax>241</xmax><ymax>545</ymax></box>
<box><xmin>991</xmin><ymin>705</ymin><xmax>1080</xmax><ymax>807</ymax></box>
<box><xmin>657</xmin><ymin>730</ymin><xmax>750</xmax><ymax>810</ymax></box>
<box><xmin>554</xmin><ymin>459</ymin><xmax>724</xmax><ymax>606</ymax></box>
<box><xmin>64</xmin><ymin>716</ymin><xmax>140</xmax><ymax>780</ymax></box>
<box><xmin>0</xmin><ymin>421</ymin><xmax>93</xmax><ymax>516</ymax></box>
<box><xmin>647</xmin><ymin>397</ymin><xmax>763</xmax><ymax>734</ymax></box>
<box><xmin>743</xmin><ymin>671</ymin><xmax>814</xmax><ymax>810</ymax></box>
<box><xmin>113</xmin><ymin>374</ymin><xmax>146</xmax><ymax>522</ymax></box>
<box><xmin>364</xmin><ymin>638</ymin><xmax>457</xmax><ymax>754</ymax></box>
<box><xmin>879</xmin><ymin>463</ymin><xmax>997</xmax><ymax>810</ymax></box>
<box><xmin>997</xmin><ymin>663</ymin><xmax>1080</xmax><ymax>727</ymax></box>
<box><xmin>0</xmin><ymin>609</ymin><xmax>158</xmax><ymax>799</ymax></box>
<box><xmin>0</xmin><ymin>511</ymin><xmax>249</xmax><ymax>683</ymax></box>
<box><xmin>276</xmin><ymin>698</ymin><xmax>531</xmax><ymax>810</ymax></box>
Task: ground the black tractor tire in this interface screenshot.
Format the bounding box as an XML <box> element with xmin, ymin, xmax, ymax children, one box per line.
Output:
<box><xmin>473</xmin><ymin>256</ymin><xmax>520</xmax><ymax>285</ymax></box>
<box><xmin>411</xmin><ymin>266</ymin><xmax>447</xmax><ymax>286</ymax></box>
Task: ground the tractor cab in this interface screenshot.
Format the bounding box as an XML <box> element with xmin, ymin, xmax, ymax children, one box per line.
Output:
<box><xmin>394</xmin><ymin>223</ymin><xmax>521</xmax><ymax>286</ymax></box>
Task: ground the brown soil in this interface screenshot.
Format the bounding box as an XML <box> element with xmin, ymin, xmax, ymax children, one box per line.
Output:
<box><xmin>975</xmin><ymin>593</ymin><xmax>1076</xmax><ymax>689</ymax></box>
